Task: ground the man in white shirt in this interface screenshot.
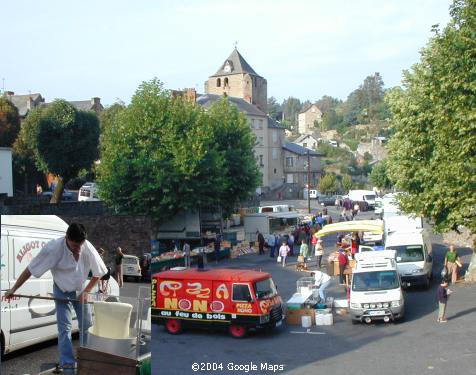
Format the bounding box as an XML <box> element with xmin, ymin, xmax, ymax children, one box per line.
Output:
<box><xmin>5</xmin><ymin>223</ymin><xmax>107</xmax><ymax>371</ymax></box>
<box><xmin>313</xmin><ymin>270</ymin><xmax>332</xmax><ymax>303</ymax></box>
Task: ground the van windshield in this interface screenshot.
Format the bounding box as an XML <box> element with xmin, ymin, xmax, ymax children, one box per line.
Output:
<box><xmin>364</xmin><ymin>195</ymin><xmax>376</xmax><ymax>201</ymax></box>
<box><xmin>254</xmin><ymin>278</ymin><xmax>277</xmax><ymax>299</ymax></box>
<box><xmin>123</xmin><ymin>257</ymin><xmax>138</xmax><ymax>265</ymax></box>
<box><xmin>389</xmin><ymin>245</ymin><xmax>424</xmax><ymax>263</ymax></box>
<box><xmin>352</xmin><ymin>271</ymin><xmax>399</xmax><ymax>291</ymax></box>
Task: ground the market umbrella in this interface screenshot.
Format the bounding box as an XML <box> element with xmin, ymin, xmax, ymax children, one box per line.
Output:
<box><xmin>315</xmin><ymin>220</ymin><xmax>384</xmax><ymax>237</ymax></box>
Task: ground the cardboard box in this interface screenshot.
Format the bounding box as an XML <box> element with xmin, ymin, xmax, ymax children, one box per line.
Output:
<box><xmin>286</xmin><ymin>308</ymin><xmax>316</xmax><ymax>326</ymax></box>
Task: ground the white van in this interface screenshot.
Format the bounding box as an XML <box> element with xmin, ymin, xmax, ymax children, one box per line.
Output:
<box><xmin>0</xmin><ymin>215</ymin><xmax>119</xmax><ymax>356</ymax></box>
<box><xmin>78</xmin><ymin>182</ymin><xmax>99</xmax><ymax>202</ymax></box>
<box><xmin>348</xmin><ymin>190</ymin><xmax>377</xmax><ymax>209</ymax></box>
<box><xmin>122</xmin><ymin>254</ymin><xmax>142</xmax><ymax>282</ymax></box>
<box><xmin>349</xmin><ymin>250</ymin><xmax>405</xmax><ymax>324</ymax></box>
<box><xmin>384</xmin><ymin>229</ymin><xmax>433</xmax><ymax>289</ymax></box>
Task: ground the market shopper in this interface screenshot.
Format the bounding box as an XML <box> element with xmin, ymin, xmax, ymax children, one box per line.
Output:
<box><xmin>115</xmin><ymin>246</ymin><xmax>125</xmax><ymax>287</ymax></box>
<box><xmin>437</xmin><ymin>278</ymin><xmax>452</xmax><ymax>322</ymax></box>
<box><xmin>268</xmin><ymin>232</ymin><xmax>276</xmax><ymax>258</ymax></box>
<box><xmin>214</xmin><ymin>234</ymin><xmax>222</xmax><ymax>263</ymax></box>
<box><xmin>351</xmin><ymin>232</ymin><xmax>361</xmax><ymax>259</ymax></box>
<box><xmin>315</xmin><ymin>238</ymin><xmax>324</xmax><ymax>268</ymax></box>
<box><xmin>183</xmin><ymin>241</ymin><xmax>191</xmax><ymax>268</ymax></box>
<box><xmin>313</xmin><ymin>270</ymin><xmax>332</xmax><ymax>302</ymax></box>
<box><xmin>257</xmin><ymin>230</ymin><xmax>265</xmax><ymax>255</ymax></box>
<box><xmin>300</xmin><ymin>241</ymin><xmax>310</xmax><ymax>262</ymax></box>
<box><xmin>444</xmin><ymin>245</ymin><xmax>461</xmax><ymax>284</ymax></box>
<box><xmin>4</xmin><ymin>223</ymin><xmax>107</xmax><ymax>371</ymax></box>
<box><xmin>278</xmin><ymin>241</ymin><xmax>290</xmax><ymax>267</ymax></box>
<box><xmin>338</xmin><ymin>249</ymin><xmax>348</xmax><ymax>285</ymax></box>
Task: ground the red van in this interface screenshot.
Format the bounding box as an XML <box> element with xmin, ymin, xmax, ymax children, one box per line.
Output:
<box><xmin>152</xmin><ymin>268</ymin><xmax>284</xmax><ymax>338</ymax></box>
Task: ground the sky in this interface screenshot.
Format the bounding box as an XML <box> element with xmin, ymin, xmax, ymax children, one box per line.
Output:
<box><xmin>1</xmin><ymin>0</ymin><xmax>453</xmax><ymax>106</ymax></box>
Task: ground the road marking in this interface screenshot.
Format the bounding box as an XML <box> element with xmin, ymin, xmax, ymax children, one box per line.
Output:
<box><xmin>290</xmin><ymin>330</ymin><xmax>326</xmax><ymax>335</ymax></box>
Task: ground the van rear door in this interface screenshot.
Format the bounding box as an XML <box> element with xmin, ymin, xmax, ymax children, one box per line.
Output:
<box><xmin>7</xmin><ymin>227</ymin><xmax>63</xmax><ymax>351</ymax></box>
<box><xmin>1</xmin><ymin>226</ymin><xmax>10</xmax><ymax>354</ymax></box>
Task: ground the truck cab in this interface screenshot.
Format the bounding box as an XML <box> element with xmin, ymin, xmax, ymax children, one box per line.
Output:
<box><xmin>349</xmin><ymin>250</ymin><xmax>405</xmax><ymax>324</ymax></box>
<box><xmin>152</xmin><ymin>268</ymin><xmax>284</xmax><ymax>338</ymax></box>
<box><xmin>384</xmin><ymin>229</ymin><xmax>433</xmax><ymax>289</ymax></box>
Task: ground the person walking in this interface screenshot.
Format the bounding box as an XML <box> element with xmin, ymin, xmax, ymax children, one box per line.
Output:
<box><xmin>278</xmin><ymin>241</ymin><xmax>290</xmax><ymax>267</ymax></box>
<box><xmin>36</xmin><ymin>183</ymin><xmax>43</xmax><ymax>196</ymax></box>
<box><xmin>288</xmin><ymin>232</ymin><xmax>295</xmax><ymax>256</ymax></box>
<box><xmin>437</xmin><ymin>278</ymin><xmax>452</xmax><ymax>322</ymax></box>
<box><xmin>267</xmin><ymin>233</ymin><xmax>276</xmax><ymax>258</ymax></box>
<box><xmin>444</xmin><ymin>245</ymin><xmax>461</xmax><ymax>284</ymax></box>
<box><xmin>183</xmin><ymin>241</ymin><xmax>191</xmax><ymax>268</ymax></box>
<box><xmin>313</xmin><ymin>270</ymin><xmax>332</xmax><ymax>303</ymax></box>
<box><xmin>351</xmin><ymin>232</ymin><xmax>361</xmax><ymax>260</ymax></box>
<box><xmin>300</xmin><ymin>241</ymin><xmax>310</xmax><ymax>263</ymax></box>
<box><xmin>338</xmin><ymin>249</ymin><xmax>348</xmax><ymax>285</ymax></box>
<box><xmin>115</xmin><ymin>247</ymin><xmax>125</xmax><ymax>288</ymax></box>
<box><xmin>214</xmin><ymin>234</ymin><xmax>222</xmax><ymax>263</ymax></box>
<box><xmin>257</xmin><ymin>230</ymin><xmax>265</xmax><ymax>255</ymax></box>
<box><xmin>315</xmin><ymin>238</ymin><xmax>324</xmax><ymax>268</ymax></box>
<box><xmin>5</xmin><ymin>223</ymin><xmax>107</xmax><ymax>371</ymax></box>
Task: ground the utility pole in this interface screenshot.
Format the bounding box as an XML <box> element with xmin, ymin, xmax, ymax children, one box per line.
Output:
<box><xmin>307</xmin><ymin>149</ymin><xmax>311</xmax><ymax>214</ymax></box>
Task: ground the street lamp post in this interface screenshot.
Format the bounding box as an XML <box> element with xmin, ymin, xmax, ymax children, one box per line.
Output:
<box><xmin>307</xmin><ymin>150</ymin><xmax>311</xmax><ymax>214</ymax></box>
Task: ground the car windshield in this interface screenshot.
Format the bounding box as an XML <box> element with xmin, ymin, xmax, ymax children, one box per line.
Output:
<box><xmin>352</xmin><ymin>271</ymin><xmax>399</xmax><ymax>291</ymax></box>
<box><xmin>123</xmin><ymin>257</ymin><xmax>138</xmax><ymax>265</ymax></box>
<box><xmin>389</xmin><ymin>245</ymin><xmax>424</xmax><ymax>263</ymax></box>
<box><xmin>254</xmin><ymin>278</ymin><xmax>277</xmax><ymax>299</ymax></box>
<box><xmin>364</xmin><ymin>195</ymin><xmax>376</xmax><ymax>200</ymax></box>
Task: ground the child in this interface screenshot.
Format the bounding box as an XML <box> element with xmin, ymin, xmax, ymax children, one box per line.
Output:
<box><xmin>437</xmin><ymin>278</ymin><xmax>452</xmax><ymax>323</ymax></box>
<box><xmin>278</xmin><ymin>241</ymin><xmax>290</xmax><ymax>267</ymax></box>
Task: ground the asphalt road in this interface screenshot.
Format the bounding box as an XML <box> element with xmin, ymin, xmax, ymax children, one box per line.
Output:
<box><xmin>1</xmin><ymin>281</ymin><xmax>150</xmax><ymax>375</ymax></box>
<box><xmin>152</xmin><ymin>203</ymin><xmax>476</xmax><ymax>375</ymax></box>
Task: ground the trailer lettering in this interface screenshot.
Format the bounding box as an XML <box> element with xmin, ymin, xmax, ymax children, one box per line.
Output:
<box><xmin>160</xmin><ymin>310</ymin><xmax>171</xmax><ymax>316</ymax></box>
<box><xmin>160</xmin><ymin>280</ymin><xmax>182</xmax><ymax>297</ymax></box>
<box><xmin>151</xmin><ymin>279</ymin><xmax>157</xmax><ymax>308</ymax></box>
<box><xmin>191</xmin><ymin>313</ymin><xmax>203</xmax><ymax>319</ymax></box>
<box><xmin>175</xmin><ymin>311</ymin><xmax>189</xmax><ymax>318</ymax></box>
<box><xmin>17</xmin><ymin>240</ymin><xmax>46</xmax><ymax>263</ymax></box>
<box><xmin>236</xmin><ymin>303</ymin><xmax>253</xmax><ymax>313</ymax></box>
<box><xmin>164</xmin><ymin>297</ymin><xmax>178</xmax><ymax>309</ymax></box>
<box><xmin>206</xmin><ymin>313</ymin><xmax>226</xmax><ymax>320</ymax></box>
<box><xmin>186</xmin><ymin>282</ymin><xmax>210</xmax><ymax>299</ymax></box>
<box><xmin>192</xmin><ymin>300</ymin><xmax>207</xmax><ymax>312</ymax></box>
<box><xmin>215</xmin><ymin>283</ymin><xmax>229</xmax><ymax>299</ymax></box>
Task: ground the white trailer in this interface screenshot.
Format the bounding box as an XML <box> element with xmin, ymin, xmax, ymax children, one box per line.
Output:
<box><xmin>0</xmin><ymin>147</ymin><xmax>13</xmax><ymax>197</ymax></box>
<box><xmin>244</xmin><ymin>212</ymin><xmax>303</xmax><ymax>242</ymax></box>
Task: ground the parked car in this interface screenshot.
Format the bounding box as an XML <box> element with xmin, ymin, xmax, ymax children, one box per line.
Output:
<box><xmin>78</xmin><ymin>182</ymin><xmax>99</xmax><ymax>202</ymax></box>
<box><xmin>41</xmin><ymin>189</ymin><xmax>74</xmax><ymax>201</ymax></box>
<box><xmin>122</xmin><ymin>254</ymin><xmax>142</xmax><ymax>282</ymax></box>
<box><xmin>319</xmin><ymin>195</ymin><xmax>339</xmax><ymax>206</ymax></box>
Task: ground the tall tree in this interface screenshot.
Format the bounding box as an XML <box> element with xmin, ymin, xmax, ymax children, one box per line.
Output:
<box><xmin>97</xmin><ymin>79</ymin><xmax>260</xmax><ymax>223</ymax></box>
<box><xmin>319</xmin><ymin>173</ymin><xmax>337</xmax><ymax>194</ymax></box>
<box><xmin>315</xmin><ymin>95</ymin><xmax>342</xmax><ymax>114</ymax></box>
<box><xmin>386</xmin><ymin>0</ymin><xmax>476</xmax><ymax>256</ymax></box>
<box><xmin>369</xmin><ymin>160</ymin><xmax>392</xmax><ymax>190</ymax></box>
<box><xmin>342</xmin><ymin>174</ymin><xmax>353</xmax><ymax>192</ymax></box>
<box><xmin>17</xmin><ymin>100</ymin><xmax>100</xmax><ymax>202</ymax></box>
<box><xmin>267</xmin><ymin>96</ymin><xmax>281</xmax><ymax>120</ymax></box>
<box><xmin>0</xmin><ymin>97</ymin><xmax>21</xmax><ymax>147</ymax></box>
<box><xmin>282</xmin><ymin>97</ymin><xmax>301</xmax><ymax>128</ymax></box>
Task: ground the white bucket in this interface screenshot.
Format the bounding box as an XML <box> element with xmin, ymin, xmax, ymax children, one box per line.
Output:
<box><xmin>301</xmin><ymin>315</ymin><xmax>312</xmax><ymax>328</ymax></box>
<box><xmin>315</xmin><ymin>312</ymin><xmax>325</xmax><ymax>325</ymax></box>
<box><xmin>323</xmin><ymin>313</ymin><xmax>334</xmax><ymax>325</ymax></box>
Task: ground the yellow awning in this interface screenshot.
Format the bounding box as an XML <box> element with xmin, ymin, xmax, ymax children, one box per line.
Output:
<box><xmin>315</xmin><ymin>220</ymin><xmax>384</xmax><ymax>237</ymax></box>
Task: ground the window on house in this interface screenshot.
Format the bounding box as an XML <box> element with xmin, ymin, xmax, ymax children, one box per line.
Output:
<box><xmin>224</xmin><ymin>77</ymin><xmax>229</xmax><ymax>86</ymax></box>
<box><xmin>258</xmin><ymin>119</ymin><xmax>263</xmax><ymax>129</ymax></box>
<box><xmin>251</xmin><ymin>119</ymin><xmax>255</xmax><ymax>129</ymax></box>
<box><xmin>259</xmin><ymin>155</ymin><xmax>264</xmax><ymax>167</ymax></box>
<box><xmin>216</xmin><ymin>78</ymin><xmax>221</xmax><ymax>87</ymax></box>
<box><xmin>272</xmin><ymin>149</ymin><xmax>278</xmax><ymax>160</ymax></box>
<box><xmin>286</xmin><ymin>157</ymin><xmax>294</xmax><ymax>167</ymax></box>
<box><xmin>272</xmin><ymin>131</ymin><xmax>278</xmax><ymax>143</ymax></box>
<box><xmin>304</xmin><ymin>174</ymin><xmax>308</xmax><ymax>183</ymax></box>
<box><xmin>286</xmin><ymin>174</ymin><xmax>293</xmax><ymax>183</ymax></box>
<box><xmin>303</xmin><ymin>143</ymin><xmax>307</xmax><ymax>148</ymax></box>
<box><xmin>274</xmin><ymin>168</ymin><xmax>277</xmax><ymax>174</ymax></box>
<box><xmin>259</xmin><ymin>137</ymin><xmax>264</xmax><ymax>146</ymax></box>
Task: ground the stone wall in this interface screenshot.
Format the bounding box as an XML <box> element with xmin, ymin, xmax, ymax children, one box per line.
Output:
<box><xmin>59</xmin><ymin>215</ymin><xmax>154</xmax><ymax>268</ymax></box>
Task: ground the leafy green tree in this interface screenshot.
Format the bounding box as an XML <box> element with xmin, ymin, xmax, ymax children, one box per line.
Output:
<box><xmin>17</xmin><ymin>100</ymin><xmax>100</xmax><ymax>202</ymax></box>
<box><xmin>386</xmin><ymin>0</ymin><xmax>476</xmax><ymax>244</ymax></box>
<box><xmin>267</xmin><ymin>96</ymin><xmax>281</xmax><ymax>120</ymax></box>
<box><xmin>97</xmin><ymin>79</ymin><xmax>260</xmax><ymax>223</ymax></box>
<box><xmin>342</xmin><ymin>174</ymin><xmax>353</xmax><ymax>191</ymax></box>
<box><xmin>0</xmin><ymin>97</ymin><xmax>21</xmax><ymax>147</ymax></box>
<box><xmin>316</xmin><ymin>95</ymin><xmax>342</xmax><ymax>114</ymax></box>
<box><xmin>282</xmin><ymin>97</ymin><xmax>301</xmax><ymax>127</ymax></box>
<box><xmin>319</xmin><ymin>173</ymin><xmax>337</xmax><ymax>194</ymax></box>
<box><xmin>369</xmin><ymin>160</ymin><xmax>392</xmax><ymax>189</ymax></box>
<box><xmin>320</xmin><ymin>109</ymin><xmax>343</xmax><ymax>131</ymax></box>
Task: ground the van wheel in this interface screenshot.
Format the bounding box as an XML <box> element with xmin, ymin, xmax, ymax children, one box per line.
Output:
<box><xmin>229</xmin><ymin>324</ymin><xmax>247</xmax><ymax>338</ymax></box>
<box><xmin>165</xmin><ymin>319</ymin><xmax>183</xmax><ymax>334</ymax></box>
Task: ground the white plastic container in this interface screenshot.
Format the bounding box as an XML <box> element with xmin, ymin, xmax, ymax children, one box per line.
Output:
<box><xmin>323</xmin><ymin>313</ymin><xmax>334</xmax><ymax>325</ymax></box>
<box><xmin>301</xmin><ymin>315</ymin><xmax>312</xmax><ymax>328</ymax></box>
<box><xmin>315</xmin><ymin>312</ymin><xmax>325</xmax><ymax>325</ymax></box>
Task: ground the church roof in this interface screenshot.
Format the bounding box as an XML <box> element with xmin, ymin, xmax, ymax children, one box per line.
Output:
<box><xmin>196</xmin><ymin>93</ymin><xmax>266</xmax><ymax>117</ymax></box>
<box><xmin>211</xmin><ymin>49</ymin><xmax>262</xmax><ymax>78</ymax></box>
